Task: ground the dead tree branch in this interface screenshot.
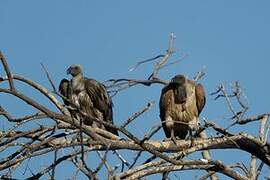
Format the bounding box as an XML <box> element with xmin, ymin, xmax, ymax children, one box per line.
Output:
<box><xmin>0</xmin><ymin>35</ymin><xmax>269</xmax><ymax>179</ymax></box>
<box><xmin>0</xmin><ymin>51</ymin><xmax>15</xmax><ymax>91</ymax></box>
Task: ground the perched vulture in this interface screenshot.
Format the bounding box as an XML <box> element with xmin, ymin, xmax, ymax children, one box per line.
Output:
<box><xmin>59</xmin><ymin>64</ymin><xmax>118</xmax><ymax>136</ymax></box>
<box><xmin>159</xmin><ymin>74</ymin><xmax>205</xmax><ymax>142</ymax></box>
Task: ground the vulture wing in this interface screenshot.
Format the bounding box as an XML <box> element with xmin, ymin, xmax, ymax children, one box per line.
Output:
<box><xmin>84</xmin><ymin>78</ymin><xmax>118</xmax><ymax>136</ymax></box>
<box><xmin>195</xmin><ymin>83</ymin><xmax>206</xmax><ymax>115</ymax></box>
<box><xmin>159</xmin><ymin>84</ymin><xmax>173</xmax><ymax>138</ymax></box>
<box><xmin>59</xmin><ymin>78</ymin><xmax>70</xmax><ymax>106</ymax></box>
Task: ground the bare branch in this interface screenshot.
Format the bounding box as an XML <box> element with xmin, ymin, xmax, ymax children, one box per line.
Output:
<box><xmin>0</xmin><ymin>51</ymin><xmax>15</xmax><ymax>91</ymax></box>
<box><xmin>193</xmin><ymin>66</ymin><xmax>206</xmax><ymax>82</ymax></box>
<box><xmin>36</xmin><ymin>134</ymin><xmax>270</xmax><ymax>166</ymax></box>
<box><xmin>119</xmin><ymin>160</ymin><xmax>248</xmax><ymax>180</ymax></box>
<box><xmin>121</xmin><ymin>101</ymin><xmax>155</xmax><ymax>128</ymax></box>
<box><xmin>40</xmin><ymin>63</ymin><xmax>58</xmax><ymax>93</ymax></box>
<box><xmin>0</xmin><ymin>106</ymin><xmax>46</xmax><ymax>123</ymax></box>
<box><xmin>1</xmin><ymin>34</ymin><xmax>269</xmax><ymax>179</ymax></box>
<box><xmin>149</xmin><ymin>33</ymin><xmax>176</xmax><ymax>79</ymax></box>
<box><xmin>199</xmin><ymin>131</ymin><xmax>219</xmax><ymax>180</ymax></box>
<box><xmin>129</xmin><ymin>55</ymin><xmax>165</xmax><ymax>72</ymax></box>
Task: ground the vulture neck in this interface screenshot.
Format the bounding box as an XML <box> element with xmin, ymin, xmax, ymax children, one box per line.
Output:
<box><xmin>173</xmin><ymin>83</ymin><xmax>187</xmax><ymax>104</ymax></box>
<box><xmin>71</xmin><ymin>74</ymin><xmax>85</xmax><ymax>93</ymax></box>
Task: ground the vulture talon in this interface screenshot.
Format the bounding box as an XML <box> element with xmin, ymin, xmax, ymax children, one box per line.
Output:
<box><xmin>171</xmin><ymin>136</ymin><xmax>178</xmax><ymax>145</ymax></box>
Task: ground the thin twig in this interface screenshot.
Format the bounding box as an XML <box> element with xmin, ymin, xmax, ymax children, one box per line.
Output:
<box><xmin>0</xmin><ymin>51</ymin><xmax>15</xmax><ymax>90</ymax></box>
<box><xmin>121</xmin><ymin>101</ymin><xmax>155</xmax><ymax>128</ymax></box>
<box><xmin>129</xmin><ymin>55</ymin><xmax>165</xmax><ymax>72</ymax></box>
<box><xmin>40</xmin><ymin>63</ymin><xmax>57</xmax><ymax>93</ymax></box>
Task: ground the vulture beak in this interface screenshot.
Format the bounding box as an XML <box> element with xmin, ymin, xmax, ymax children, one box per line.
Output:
<box><xmin>66</xmin><ymin>67</ymin><xmax>71</xmax><ymax>75</ymax></box>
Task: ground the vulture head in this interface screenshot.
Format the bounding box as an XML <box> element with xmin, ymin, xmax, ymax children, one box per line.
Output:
<box><xmin>171</xmin><ymin>74</ymin><xmax>187</xmax><ymax>104</ymax></box>
<box><xmin>66</xmin><ymin>64</ymin><xmax>83</xmax><ymax>77</ymax></box>
<box><xmin>171</xmin><ymin>74</ymin><xmax>186</xmax><ymax>86</ymax></box>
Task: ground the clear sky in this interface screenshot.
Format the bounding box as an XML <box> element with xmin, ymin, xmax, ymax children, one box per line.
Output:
<box><xmin>1</xmin><ymin>0</ymin><xmax>270</xmax><ymax>179</ymax></box>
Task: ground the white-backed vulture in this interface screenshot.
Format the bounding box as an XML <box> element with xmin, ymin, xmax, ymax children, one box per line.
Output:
<box><xmin>159</xmin><ymin>74</ymin><xmax>205</xmax><ymax>142</ymax></box>
<box><xmin>59</xmin><ymin>64</ymin><xmax>118</xmax><ymax>136</ymax></box>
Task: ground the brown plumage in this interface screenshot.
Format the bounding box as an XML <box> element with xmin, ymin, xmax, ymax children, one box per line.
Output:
<box><xmin>59</xmin><ymin>65</ymin><xmax>118</xmax><ymax>136</ymax></box>
<box><xmin>159</xmin><ymin>74</ymin><xmax>205</xmax><ymax>141</ymax></box>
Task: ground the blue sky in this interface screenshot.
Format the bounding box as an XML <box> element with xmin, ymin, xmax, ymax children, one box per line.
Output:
<box><xmin>1</xmin><ymin>0</ymin><xmax>270</xmax><ymax>179</ymax></box>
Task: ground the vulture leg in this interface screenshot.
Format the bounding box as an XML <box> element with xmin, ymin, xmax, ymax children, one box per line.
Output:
<box><xmin>170</xmin><ymin>128</ymin><xmax>177</xmax><ymax>145</ymax></box>
<box><xmin>187</xmin><ymin>128</ymin><xmax>196</xmax><ymax>147</ymax></box>
<box><xmin>162</xmin><ymin>172</ymin><xmax>169</xmax><ymax>180</ymax></box>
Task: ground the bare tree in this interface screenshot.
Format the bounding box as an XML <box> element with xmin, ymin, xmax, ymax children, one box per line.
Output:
<box><xmin>0</xmin><ymin>34</ymin><xmax>269</xmax><ymax>180</ymax></box>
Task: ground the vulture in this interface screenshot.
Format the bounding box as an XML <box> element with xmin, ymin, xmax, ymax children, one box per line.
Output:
<box><xmin>159</xmin><ymin>74</ymin><xmax>205</xmax><ymax>142</ymax></box>
<box><xmin>59</xmin><ymin>64</ymin><xmax>118</xmax><ymax>136</ymax></box>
